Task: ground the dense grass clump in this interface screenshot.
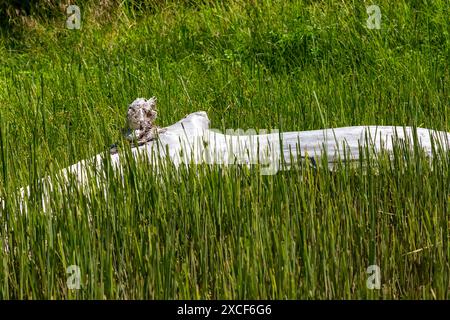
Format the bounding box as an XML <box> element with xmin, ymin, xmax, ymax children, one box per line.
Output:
<box><xmin>0</xmin><ymin>0</ymin><xmax>449</xmax><ymax>299</ymax></box>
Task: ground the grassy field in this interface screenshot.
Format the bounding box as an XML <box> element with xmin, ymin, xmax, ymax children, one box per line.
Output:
<box><xmin>0</xmin><ymin>0</ymin><xmax>449</xmax><ymax>299</ymax></box>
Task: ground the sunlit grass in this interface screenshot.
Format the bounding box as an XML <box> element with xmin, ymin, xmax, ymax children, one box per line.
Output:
<box><xmin>0</xmin><ymin>0</ymin><xmax>449</xmax><ymax>299</ymax></box>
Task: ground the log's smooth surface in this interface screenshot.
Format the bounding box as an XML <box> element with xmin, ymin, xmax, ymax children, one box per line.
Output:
<box><xmin>6</xmin><ymin>111</ymin><xmax>450</xmax><ymax>213</ymax></box>
<box><xmin>52</xmin><ymin>110</ymin><xmax>450</xmax><ymax>194</ymax></box>
<box><xmin>129</xmin><ymin>111</ymin><xmax>450</xmax><ymax>172</ymax></box>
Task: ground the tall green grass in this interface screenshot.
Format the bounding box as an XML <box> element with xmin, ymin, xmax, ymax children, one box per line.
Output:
<box><xmin>0</xmin><ymin>0</ymin><xmax>449</xmax><ymax>299</ymax></box>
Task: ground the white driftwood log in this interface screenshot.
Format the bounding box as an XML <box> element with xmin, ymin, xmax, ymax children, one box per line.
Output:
<box><xmin>60</xmin><ymin>110</ymin><xmax>450</xmax><ymax>184</ymax></box>
<box><xmin>3</xmin><ymin>110</ymin><xmax>450</xmax><ymax>213</ymax></box>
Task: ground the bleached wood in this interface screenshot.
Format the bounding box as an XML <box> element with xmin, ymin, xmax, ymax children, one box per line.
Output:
<box><xmin>3</xmin><ymin>111</ymin><xmax>450</xmax><ymax>213</ymax></box>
